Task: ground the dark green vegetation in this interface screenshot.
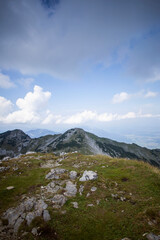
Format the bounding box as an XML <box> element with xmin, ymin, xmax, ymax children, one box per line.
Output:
<box><xmin>0</xmin><ymin>152</ymin><xmax>160</xmax><ymax>239</ymax></box>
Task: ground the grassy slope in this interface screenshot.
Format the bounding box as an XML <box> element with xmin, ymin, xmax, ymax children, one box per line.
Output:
<box><xmin>0</xmin><ymin>153</ymin><xmax>160</xmax><ymax>240</ymax></box>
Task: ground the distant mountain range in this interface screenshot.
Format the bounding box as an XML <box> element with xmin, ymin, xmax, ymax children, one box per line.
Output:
<box><xmin>26</xmin><ymin>129</ymin><xmax>58</xmax><ymax>138</ymax></box>
<box><xmin>0</xmin><ymin>128</ymin><xmax>160</xmax><ymax>167</ymax></box>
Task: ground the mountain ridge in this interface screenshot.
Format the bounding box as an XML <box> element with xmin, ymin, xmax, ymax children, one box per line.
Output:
<box><xmin>0</xmin><ymin>128</ymin><xmax>160</xmax><ymax>167</ymax></box>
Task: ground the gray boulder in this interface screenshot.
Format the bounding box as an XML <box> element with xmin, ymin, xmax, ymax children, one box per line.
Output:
<box><xmin>64</xmin><ymin>181</ymin><xmax>77</xmax><ymax>197</ymax></box>
<box><xmin>146</xmin><ymin>233</ymin><xmax>160</xmax><ymax>240</ymax></box>
<box><xmin>79</xmin><ymin>170</ymin><xmax>98</xmax><ymax>181</ymax></box>
<box><xmin>69</xmin><ymin>171</ymin><xmax>77</xmax><ymax>180</ymax></box>
<box><xmin>43</xmin><ymin>210</ymin><xmax>51</xmax><ymax>222</ymax></box>
<box><xmin>45</xmin><ymin>168</ymin><xmax>67</xmax><ymax>180</ymax></box>
<box><xmin>52</xmin><ymin>194</ymin><xmax>67</xmax><ymax>208</ymax></box>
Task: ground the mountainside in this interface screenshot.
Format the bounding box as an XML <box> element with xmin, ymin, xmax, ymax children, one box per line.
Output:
<box><xmin>0</xmin><ymin>152</ymin><xmax>160</xmax><ymax>240</ymax></box>
<box><xmin>0</xmin><ymin>129</ymin><xmax>31</xmax><ymax>158</ymax></box>
<box><xmin>26</xmin><ymin>129</ymin><xmax>58</xmax><ymax>138</ymax></box>
<box><xmin>0</xmin><ymin>128</ymin><xmax>160</xmax><ymax>167</ymax></box>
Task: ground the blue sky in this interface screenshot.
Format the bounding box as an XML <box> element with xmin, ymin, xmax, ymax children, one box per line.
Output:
<box><xmin>0</xmin><ymin>0</ymin><xmax>160</xmax><ymax>147</ymax></box>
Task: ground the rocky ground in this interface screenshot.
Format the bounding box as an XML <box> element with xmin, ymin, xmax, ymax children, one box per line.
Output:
<box><xmin>0</xmin><ymin>152</ymin><xmax>160</xmax><ymax>240</ymax></box>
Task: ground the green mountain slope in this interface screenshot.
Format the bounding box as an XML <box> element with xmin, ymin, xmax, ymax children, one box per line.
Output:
<box><xmin>0</xmin><ymin>152</ymin><xmax>160</xmax><ymax>240</ymax></box>
<box><xmin>0</xmin><ymin>128</ymin><xmax>160</xmax><ymax>167</ymax></box>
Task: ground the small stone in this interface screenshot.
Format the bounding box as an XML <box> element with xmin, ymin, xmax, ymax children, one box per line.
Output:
<box><xmin>91</xmin><ymin>187</ymin><xmax>97</xmax><ymax>192</ymax></box>
<box><xmin>43</xmin><ymin>210</ymin><xmax>51</xmax><ymax>222</ymax></box>
<box><xmin>6</xmin><ymin>186</ymin><xmax>14</xmax><ymax>190</ymax></box>
<box><xmin>87</xmin><ymin>204</ymin><xmax>94</xmax><ymax>207</ymax></box>
<box><xmin>120</xmin><ymin>197</ymin><xmax>126</xmax><ymax>202</ymax></box>
<box><xmin>96</xmin><ymin>200</ymin><xmax>100</xmax><ymax>205</ymax></box>
<box><xmin>111</xmin><ymin>193</ymin><xmax>118</xmax><ymax>199</ymax></box>
<box><xmin>61</xmin><ymin>210</ymin><xmax>67</xmax><ymax>214</ymax></box>
<box><xmin>71</xmin><ymin>202</ymin><xmax>78</xmax><ymax>209</ymax></box>
<box><xmin>52</xmin><ymin>194</ymin><xmax>67</xmax><ymax>208</ymax></box>
<box><xmin>86</xmin><ymin>193</ymin><xmax>90</xmax><ymax>197</ymax></box>
<box><xmin>31</xmin><ymin>227</ymin><xmax>38</xmax><ymax>236</ymax></box>
<box><xmin>121</xmin><ymin>238</ymin><xmax>131</xmax><ymax>240</ymax></box>
<box><xmin>69</xmin><ymin>171</ymin><xmax>77</xmax><ymax>180</ymax></box>
<box><xmin>79</xmin><ymin>185</ymin><xmax>84</xmax><ymax>195</ymax></box>
<box><xmin>102</xmin><ymin>166</ymin><xmax>105</xmax><ymax>168</ymax></box>
<box><xmin>146</xmin><ymin>233</ymin><xmax>160</xmax><ymax>240</ymax></box>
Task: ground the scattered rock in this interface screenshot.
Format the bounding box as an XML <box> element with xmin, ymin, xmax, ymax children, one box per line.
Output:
<box><xmin>71</xmin><ymin>202</ymin><xmax>79</xmax><ymax>208</ymax></box>
<box><xmin>121</xmin><ymin>238</ymin><xmax>131</xmax><ymax>240</ymax></box>
<box><xmin>91</xmin><ymin>186</ymin><xmax>97</xmax><ymax>192</ymax></box>
<box><xmin>45</xmin><ymin>168</ymin><xmax>67</xmax><ymax>180</ymax></box>
<box><xmin>45</xmin><ymin>181</ymin><xmax>62</xmax><ymax>194</ymax></box>
<box><xmin>86</xmin><ymin>193</ymin><xmax>90</xmax><ymax>197</ymax></box>
<box><xmin>111</xmin><ymin>193</ymin><xmax>118</xmax><ymax>199</ymax></box>
<box><xmin>43</xmin><ymin>210</ymin><xmax>51</xmax><ymax>222</ymax></box>
<box><xmin>69</xmin><ymin>171</ymin><xmax>77</xmax><ymax>180</ymax></box>
<box><xmin>79</xmin><ymin>185</ymin><xmax>84</xmax><ymax>195</ymax></box>
<box><xmin>6</xmin><ymin>186</ymin><xmax>14</xmax><ymax>190</ymax></box>
<box><xmin>64</xmin><ymin>181</ymin><xmax>77</xmax><ymax>197</ymax></box>
<box><xmin>79</xmin><ymin>170</ymin><xmax>98</xmax><ymax>181</ymax></box>
<box><xmin>31</xmin><ymin>227</ymin><xmax>38</xmax><ymax>236</ymax></box>
<box><xmin>87</xmin><ymin>204</ymin><xmax>94</xmax><ymax>207</ymax></box>
<box><xmin>120</xmin><ymin>197</ymin><xmax>126</xmax><ymax>202</ymax></box>
<box><xmin>146</xmin><ymin>233</ymin><xmax>160</xmax><ymax>240</ymax></box>
<box><xmin>13</xmin><ymin>167</ymin><xmax>18</xmax><ymax>171</ymax></box>
<box><xmin>2</xmin><ymin>156</ymin><xmax>10</xmax><ymax>161</ymax></box>
<box><xmin>52</xmin><ymin>194</ymin><xmax>67</xmax><ymax>208</ymax></box>
<box><xmin>61</xmin><ymin>210</ymin><xmax>67</xmax><ymax>214</ymax></box>
<box><xmin>0</xmin><ymin>166</ymin><xmax>10</xmax><ymax>173</ymax></box>
<box><xmin>96</xmin><ymin>200</ymin><xmax>100</xmax><ymax>205</ymax></box>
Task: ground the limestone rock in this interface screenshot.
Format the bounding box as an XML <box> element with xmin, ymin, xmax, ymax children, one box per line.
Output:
<box><xmin>64</xmin><ymin>181</ymin><xmax>77</xmax><ymax>197</ymax></box>
<box><xmin>146</xmin><ymin>233</ymin><xmax>160</xmax><ymax>240</ymax></box>
<box><xmin>31</xmin><ymin>227</ymin><xmax>38</xmax><ymax>236</ymax></box>
<box><xmin>6</xmin><ymin>186</ymin><xmax>14</xmax><ymax>190</ymax></box>
<box><xmin>14</xmin><ymin>217</ymin><xmax>24</xmax><ymax>233</ymax></box>
<box><xmin>45</xmin><ymin>168</ymin><xmax>67</xmax><ymax>180</ymax></box>
<box><xmin>79</xmin><ymin>170</ymin><xmax>98</xmax><ymax>181</ymax></box>
<box><xmin>26</xmin><ymin>212</ymin><xmax>36</xmax><ymax>226</ymax></box>
<box><xmin>43</xmin><ymin>210</ymin><xmax>51</xmax><ymax>222</ymax></box>
<box><xmin>91</xmin><ymin>186</ymin><xmax>97</xmax><ymax>192</ymax></box>
<box><xmin>69</xmin><ymin>171</ymin><xmax>77</xmax><ymax>180</ymax></box>
<box><xmin>79</xmin><ymin>185</ymin><xmax>84</xmax><ymax>195</ymax></box>
<box><xmin>71</xmin><ymin>202</ymin><xmax>78</xmax><ymax>208</ymax></box>
<box><xmin>52</xmin><ymin>194</ymin><xmax>67</xmax><ymax>208</ymax></box>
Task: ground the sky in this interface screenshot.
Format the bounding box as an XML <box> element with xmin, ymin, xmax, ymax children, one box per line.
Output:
<box><xmin>0</xmin><ymin>0</ymin><xmax>160</xmax><ymax>148</ymax></box>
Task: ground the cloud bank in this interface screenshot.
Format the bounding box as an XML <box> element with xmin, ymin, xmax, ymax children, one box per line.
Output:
<box><xmin>0</xmin><ymin>0</ymin><xmax>160</xmax><ymax>81</ymax></box>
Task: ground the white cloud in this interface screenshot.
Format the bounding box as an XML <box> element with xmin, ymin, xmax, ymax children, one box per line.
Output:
<box><xmin>112</xmin><ymin>92</ymin><xmax>130</xmax><ymax>104</ymax></box>
<box><xmin>51</xmin><ymin>110</ymin><xmax>160</xmax><ymax>125</ymax></box>
<box><xmin>0</xmin><ymin>73</ymin><xmax>15</xmax><ymax>88</ymax></box>
<box><xmin>0</xmin><ymin>96</ymin><xmax>13</xmax><ymax>118</ymax></box>
<box><xmin>63</xmin><ymin>110</ymin><xmax>97</xmax><ymax>124</ymax></box>
<box><xmin>112</xmin><ymin>90</ymin><xmax>158</xmax><ymax>103</ymax></box>
<box><xmin>144</xmin><ymin>91</ymin><xmax>158</xmax><ymax>98</ymax></box>
<box><xmin>3</xmin><ymin>85</ymin><xmax>51</xmax><ymax>124</ymax></box>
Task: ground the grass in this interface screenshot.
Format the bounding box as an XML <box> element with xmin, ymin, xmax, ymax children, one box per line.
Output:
<box><xmin>0</xmin><ymin>152</ymin><xmax>160</xmax><ymax>239</ymax></box>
